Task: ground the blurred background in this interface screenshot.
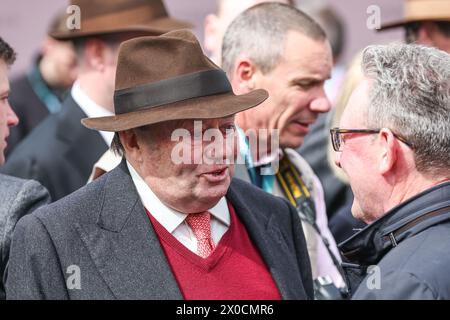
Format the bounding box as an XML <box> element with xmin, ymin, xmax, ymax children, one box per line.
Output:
<box><xmin>2</xmin><ymin>0</ymin><xmax>403</xmax><ymax>76</ymax></box>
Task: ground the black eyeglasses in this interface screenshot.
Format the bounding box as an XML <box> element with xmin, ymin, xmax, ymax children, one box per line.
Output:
<box><xmin>329</xmin><ymin>128</ymin><xmax>413</xmax><ymax>152</ymax></box>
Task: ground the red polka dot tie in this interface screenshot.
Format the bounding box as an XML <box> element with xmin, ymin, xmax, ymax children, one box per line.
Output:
<box><xmin>186</xmin><ymin>211</ymin><xmax>215</xmax><ymax>258</ymax></box>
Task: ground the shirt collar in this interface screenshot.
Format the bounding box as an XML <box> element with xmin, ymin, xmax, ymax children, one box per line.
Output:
<box><xmin>71</xmin><ymin>81</ymin><xmax>114</xmax><ymax>145</ymax></box>
<box><xmin>126</xmin><ymin>161</ymin><xmax>230</xmax><ymax>233</ymax></box>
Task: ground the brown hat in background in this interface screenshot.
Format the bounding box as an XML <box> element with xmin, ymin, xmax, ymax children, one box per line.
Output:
<box><xmin>81</xmin><ymin>29</ymin><xmax>268</xmax><ymax>132</ymax></box>
<box><xmin>50</xmin><ymin>0</ymin><xmax>192</xmax><ymax>40</ymax></box>
<box><xmin>380</xmin><ymin>0</ymin><xmax>450</xmax><ymax>30</ymax></box>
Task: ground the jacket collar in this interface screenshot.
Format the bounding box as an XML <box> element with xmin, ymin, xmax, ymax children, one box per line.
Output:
<box><xmin>340</xmin><ymin>181</ymin><xmax>450</xmax><ymax>267</ymax></box>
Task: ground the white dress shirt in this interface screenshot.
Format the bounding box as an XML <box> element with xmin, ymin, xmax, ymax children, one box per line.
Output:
<box><xmin>127</xmin><ymin>161</ymin><xmax>230</xmax><ymax>254</ymax></box>
<box><xmin>71</xmin><ymin>81</ymin><xmax>114</xmax><ymax>145</ymax></box>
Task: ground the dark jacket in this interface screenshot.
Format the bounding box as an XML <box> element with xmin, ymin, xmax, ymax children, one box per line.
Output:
<box><xmin>340</xmin><ymin>182</ymin><xmax>450</xmax><ymax>299</ymax></box>
<box><xmin>5</xmin><ymin>161</ymin><xmax>313</xmax><ymax>300</ymax></box>
<box><xmin>0</xmin><ymin>174</ymin><xmax>50</xmax><ymax>299</ymax></box>
<box><xmin>6</xmin><ymin>66</ymin><xmax>65</xmax><ymax>157</ymax></box>
<box><xmin>0</xmin><ymin>94</ymin><xmax>108</xmax><ymax>201</ymax></box>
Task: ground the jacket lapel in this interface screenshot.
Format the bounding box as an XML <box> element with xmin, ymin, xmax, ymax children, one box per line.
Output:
<box><xmin>226</xmin><ymin>180</ymin><xmax>308</xmax><ymax>299</ymax></box>
<box><xmin>76</xmin><ymin>161</ymin><xmax>182</xmax><ymax>299</ymax></box>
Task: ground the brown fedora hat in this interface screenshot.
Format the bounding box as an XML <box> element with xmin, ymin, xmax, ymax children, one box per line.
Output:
<box><xmin>50</xmin><ymin>0</ymin><xmax>192</xmax><ymax>40</ymax></box>
<box><xmin>81</xmin><ymin>30</ymin><xmax>268</xmax><ymax>132</ymax></box>
<box><xmin>380</xmin><ymin>0</ymin><xmax>450</xmax><ymax>30</ymax></box>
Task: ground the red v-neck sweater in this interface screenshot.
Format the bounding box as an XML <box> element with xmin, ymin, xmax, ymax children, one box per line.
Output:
<box><xmin>146</xmin><ymin>202</ymin><xmax>282</xmax><ymax>300</ymax></box>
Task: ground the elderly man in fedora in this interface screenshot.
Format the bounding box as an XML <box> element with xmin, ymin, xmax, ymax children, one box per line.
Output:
<box><xmin>6</xmin><ymin>30</ymin><xmax>313</xmax><ymax>300</ymax></box>
<box><xmin>0</xmin><ymin>0</ymin><xmax>190</xmax><ymax>201</ymax></box>
<box><xmin>379</xmin><ymin>0</ymin><xmax>450</xmax><ymax>53</ymax></box>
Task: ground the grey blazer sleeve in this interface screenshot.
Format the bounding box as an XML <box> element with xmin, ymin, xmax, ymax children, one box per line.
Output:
<box><xmin>0</xmin><ymin>157</ymin><xmax>52</xmax><ymax>197</ymax></box>
<box><xmin>0</xmin><ymin>177</ymin><xmax>50</xmax><ymax>299</ymax></box>
<box><xmin>5</xmin><ymin>214</ymin><xmax>69</xmax><ymax>300</ymax></box>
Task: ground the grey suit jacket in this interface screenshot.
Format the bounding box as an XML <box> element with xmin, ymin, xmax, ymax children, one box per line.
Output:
<box><xmin>6</xmin><ymin>162</ymin><xmax>313</xmax><ymax>300</ymax></box>
<box><xmin>0</xmin><ymin>174</ymin><xmax>50</xmax><ymax>299</ymax></box>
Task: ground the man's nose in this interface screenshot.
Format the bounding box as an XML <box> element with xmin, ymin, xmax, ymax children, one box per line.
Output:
<box><xmin>7</xmin><ymin>102</ymin><xmax>19</xmax><ymax>127</ymax></box>
<box><xmin>310</xmin><ymin>87</ymin><xmax>331</xmax><ymax>113</ymax></box>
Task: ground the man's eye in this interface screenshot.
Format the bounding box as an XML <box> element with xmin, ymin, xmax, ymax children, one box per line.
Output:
<box><xmin>297</xmin><ymin>83</ymin><xmax>313</xmax><ymax>90</ymax></box>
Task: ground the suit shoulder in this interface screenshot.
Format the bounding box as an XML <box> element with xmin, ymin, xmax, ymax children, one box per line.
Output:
<box><xmin>231</xmin><ymin>177</ymin><xmax>283</xmax><ymax>201</ymax></box>
<box><xmin>5</xmin><ymin>115</ymin><xmax>61</xmax><ymax>159</ymax></box>
<box><xmin>32</xmin><ymin>173</ymin><xmax>108</xmax><ymax>225</ymax></box>
<box><xmin>0</xmin><ymin>173</ymin><xmax>48</xmax><ymax>195</ymax></box>
<box><xmin>0</xmin><ymin>173</ymin><xmax>27</xmax><ymax>189</ymax></box>
<box><xmin>230</xmin><ymin>178</ymin><xmax>293</xmax><ymax>215</ymax></box>
<box><xmin>0</xmin><ymin>174</ymin><xmax>47</xmax><ymax>201</ymax></box>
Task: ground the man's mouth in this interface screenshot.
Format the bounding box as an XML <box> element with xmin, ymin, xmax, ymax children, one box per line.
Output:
<box><xmin>201</xmin><ymin>167</ymin><xmax>229</xmax><ymax>182</ymax></box>
<box><xmin>290</xmin><ymin>120</ymin><xmax>314</xmax><ymax>133</ymax></box>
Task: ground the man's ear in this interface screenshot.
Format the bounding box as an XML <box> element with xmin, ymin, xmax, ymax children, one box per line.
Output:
<box><xmin>83</xmin><ymin>38</ymin><xmax>107</xmax><ymax>72</ymax></box>
<box><xmin>41</xmin><ymin>37</ymin><xmax>56</xmax><ymax>56</ymax></box>
<box><xmin>232</xmin><ymin>58</ymin><xmax>257</xmax><ymax>93</ymax></box>
<box><xmin>416</xmin><ymin>22</ymin><xmax>435</xmax><ymax>46</ymax></box>
<box><xmin>378</xmin><ymin>128</ymin><xmax>398</xmax><ymax>175</ymax></box>
<box><xmin>120</xmin><ymin>129</ymin><xmax>142</xmax><ymax>163</ymax></box>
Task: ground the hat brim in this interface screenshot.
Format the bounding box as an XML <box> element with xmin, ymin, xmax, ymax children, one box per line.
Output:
<box><xmin>379</xmin><ymin>17</ymin><xmax>450</xmax><ymax>30</ymax></box>
<box><xmin>50</xmin><ymin>16</ymin><xmax>193</xmax><ymax>40</ymax></box>
<box><xmin>379</xmin><ymin>16</ymin><xmax>450</xmax><ymax>31</ymax></box>
<box><xmin>81</xmin><ymin>89</ymin><xmax>269</xmax><ymax>132</ymax></box>
<box><xmin>378</xmin><ymin>19</ymin><xmax>411</xmax><ymax>31</ymax></box>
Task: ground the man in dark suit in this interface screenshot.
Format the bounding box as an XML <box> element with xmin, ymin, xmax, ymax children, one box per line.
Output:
<box><xmin>5</xmin><ymin>11</ymin><xmax>78</xmax><ymax>158</ymax></box>
<box><xmin>0</xmin><ymin>37</ymin><xmax>50</xmax><ymax>300</ymax></box>
<box><xmin>0</xmin><ymin>0</ymin><xmax>190</xmax><ymax>201</ymax></box>
<box><xmin>6</xmin><ymin>30</ymin><xmax>313</xmax><ymax>300</ymax></box>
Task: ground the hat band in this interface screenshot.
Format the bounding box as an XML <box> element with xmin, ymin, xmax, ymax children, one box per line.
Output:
<box><xmin>114</xmin><ymin>69</ymin><xmax>233</xmax><ymax>114</ymax></box>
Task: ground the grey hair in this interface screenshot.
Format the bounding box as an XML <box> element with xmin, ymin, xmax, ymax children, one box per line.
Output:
<box><xmin>110</xmin><ymin>132</ymin><xmax>125</xmax><ymax>157</ymax></box>
<box><xmin>221</xmin><ymin>2</ymin><xmax>326</xmax><ymax>76</ymax></box>
<box><xmin>110</xmin><ymin>125</ymin><xmax>156</xmax><ymax>157</ymax></box>
<box><xmin>362</xmin><ymin>43</ymin><xmax>450</xmax><ymax>176</ymax></box>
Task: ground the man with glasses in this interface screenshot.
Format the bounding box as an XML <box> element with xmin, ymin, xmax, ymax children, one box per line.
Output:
<box><xmin>331</xmin><ymin>43</ymin><xmax>450</xmax><ymax>299</ymax></box>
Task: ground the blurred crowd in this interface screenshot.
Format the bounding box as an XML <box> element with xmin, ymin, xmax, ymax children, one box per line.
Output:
<box><xmin>0</xmin><ymin>0</ymin><xmax>449</xmax><ymax>300</ymax></box>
